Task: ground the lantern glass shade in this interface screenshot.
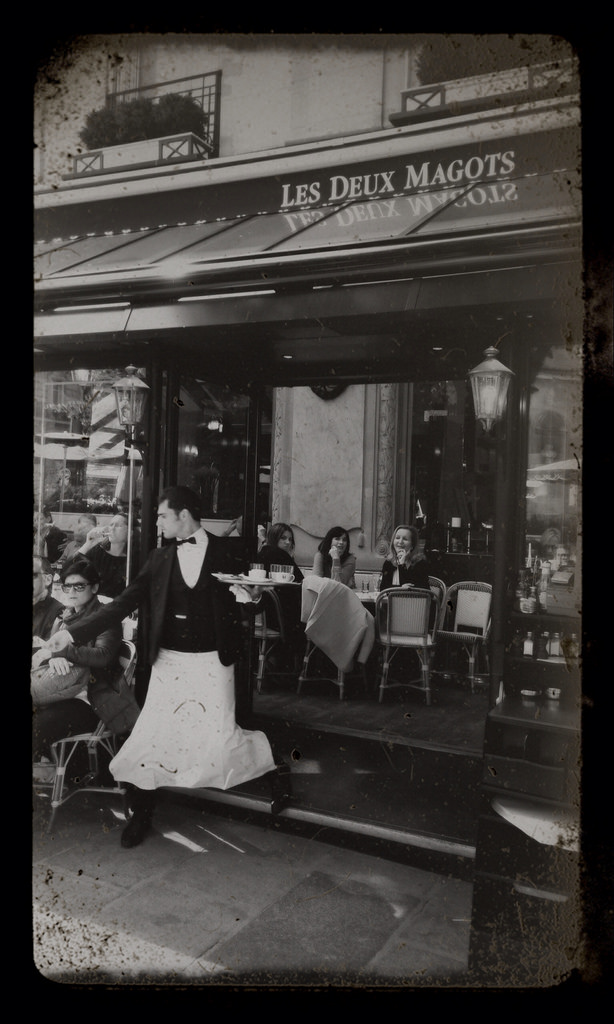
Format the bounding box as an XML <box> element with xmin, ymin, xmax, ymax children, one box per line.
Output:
<box><xmin>468</xmin><ymin>347</ymin><xmax>514</xmax><ymax>432</ymax></box>
<box><xmin>112</xmin><ymin>365</ymin><xmax>149</xmax><ymax>427</ymax></box>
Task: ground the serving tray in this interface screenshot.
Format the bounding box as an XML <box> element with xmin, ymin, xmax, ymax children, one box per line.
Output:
<box><xmin>212</xmin><ymin>573</ymin><xmax>301</xmax><ymax>586</ymax></box>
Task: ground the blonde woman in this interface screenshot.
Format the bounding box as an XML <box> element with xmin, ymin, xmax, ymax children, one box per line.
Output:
<box><xmin>380</xmin><ymin>524</ymin><xmax>429</xmax><ymax>591</ymax></box>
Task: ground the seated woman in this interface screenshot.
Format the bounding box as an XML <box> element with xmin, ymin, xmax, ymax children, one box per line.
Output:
<box><xmin>73</xmin><ymin>512</ymin><xmax>138</xmax><ymax>598</ymax></box>
<box><xmin>58</xmin><ymin>512</ymin><xmax>98</xmax><ymax>565</ymax></box>
<box><xmin>259</xmin><ymin>523</ymin><xmax>304</xmax><ymax>581</ymax></box>
<box><xmin>380</xmin><ymin>524</ymin><xmax>430</xmax><ymax>591</ymax></box>
<box><xmin>312</xmin><ymin>526</ymin><xmax>356</xmax><ymax>588</ymax></box>
<box><xmin>32</xmin><ymin>558</ymin><xmax>138</xmax><ymax>780</ymax></box>
<box><xmin>258</xmin><ymin>523</ymin><xmax>305</xmax><ymax>669</ymax></box>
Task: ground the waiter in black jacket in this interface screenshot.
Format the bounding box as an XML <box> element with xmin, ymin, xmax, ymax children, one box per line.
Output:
<box><xmin>45</xmin><ymin>485</ymin><xmax>292</xmax><ymax>848</ymax></box>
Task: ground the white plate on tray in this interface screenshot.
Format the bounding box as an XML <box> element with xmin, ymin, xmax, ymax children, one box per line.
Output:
<box><xmin>212</xmin><ymin>573</ymin><xmax>301</xmax><ymax>586</ymax></box>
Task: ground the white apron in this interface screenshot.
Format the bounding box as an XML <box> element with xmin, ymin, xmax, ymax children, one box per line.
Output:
<box><xmin>109</xmin><ymin>647</ymin><xmax>275</xmax><ymax>791</ymax></box>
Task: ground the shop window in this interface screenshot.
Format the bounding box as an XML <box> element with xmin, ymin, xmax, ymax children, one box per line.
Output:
<box><xmin>34</xmin><ymin>368</ymin><xmax>144</xmax><ymax>519</ymax></box>
<box><xmin>405</xmin><ymin>379</ymin><xmax>496</xmax><ymax>554</ymax></box>
<box><xmin>524</xmin><ymin>347</ymin><xmax>581</xmax><ymax>574</ymax></box>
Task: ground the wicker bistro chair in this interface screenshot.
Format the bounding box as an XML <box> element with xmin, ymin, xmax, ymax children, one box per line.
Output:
<box><xmin>374</xmin><ymin>587</ymin><xmax>439</xmax><ymax>705</ymax></box>
<box><xmin>435</xmin><ymin>581</ymin><xmax>492</xmax><ymax>692</ymax></box>
<box><xmin>297</xmin><ymin>638</ymin><xmax>372</xmax><ymax>700</ymax></box>
<box><xmin>298</xmin><ymin>577</ymin><xmax>375</xmax><ymax>700</ymax></box>
<box><xmin>251</xmin><ymin>586</ymin><xmax>290</xmax><ymax>693</ymax></box>
<box><xmin>34</xmin><ymin>639</ymin><xmax>137</xmax><ymax>831</ymax></box>
<box><xmin>428</xmin><ymin>576</ymin><xmax>447</xmax><ymax>617</ymax></box>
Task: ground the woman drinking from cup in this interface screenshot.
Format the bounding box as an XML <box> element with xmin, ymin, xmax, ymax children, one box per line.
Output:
<box><xmin>74</xmin><ymin>512</ymin><xmax>139</xmax><ymax>598</ymax></box>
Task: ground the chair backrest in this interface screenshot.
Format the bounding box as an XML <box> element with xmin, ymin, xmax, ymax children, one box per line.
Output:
<box><xmin>118</xmin><ymin>638</ymin><xmax>137</xmax><ymax>687</ymax></box>
<box><xmin>428</xmin><ymin>576</ymin><xmax>446</xmax><ymax>613</ymax></box>
<box><xmin>441</xmin><ymin>582</ymin><xmax>492</xmax><ymax>637</ymax></box>
<box><xmin>254</xmin><ymin>587</ymin><xmax>285</xmax><ymax>641</ymax></box>
<box><xmin>302</xmin><ymin>575</ymin><xmax>375</xmax><ymax>671</ymax></box>
<box><xmin>376</xmin><ymin>587</ymin><xmax>435</xmax><ymax>644</ymax></box>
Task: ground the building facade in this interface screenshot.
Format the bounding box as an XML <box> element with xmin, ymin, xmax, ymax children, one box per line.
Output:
<box><xmin>34</xmin><ymin>35</ymin><xmax>586</xmax><ymax>980</ymax></box>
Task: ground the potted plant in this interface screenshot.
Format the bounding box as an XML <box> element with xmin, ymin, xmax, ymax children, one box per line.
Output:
<box><xmin>74</xmin><ymin>93</ymin><xmax>210</xmax><ymax>174</ymax></box>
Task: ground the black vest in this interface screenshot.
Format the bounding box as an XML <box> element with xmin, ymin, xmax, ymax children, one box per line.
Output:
<box><xmin>158</xmin><ymin>555</ymin><xmax>218</xmax><ymax>653</ymax></box>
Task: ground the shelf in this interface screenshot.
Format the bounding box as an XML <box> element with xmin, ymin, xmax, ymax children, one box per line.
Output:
<box><xmin>482</xmin><ymin>754</ymin><xmax>572</xmax><ymax>802</ymax></box>
<box><xmin>510</xmin><ymin>608</ymin><xmax>579</xmax><ymax>624</ymax></box>
<box><xmin>487</xmin><ymin>697</ymin><xmax>579</xmax><ymax>733</ymax></box>
<box><xmin>440</xmin><ymin>552</ymin><xmax>492</xmax><ymax>558</ymax></box>
<box><xmin>506</xmin><ymin>654</ymin><xmax>575</xmax><ymax>671</ymax></box>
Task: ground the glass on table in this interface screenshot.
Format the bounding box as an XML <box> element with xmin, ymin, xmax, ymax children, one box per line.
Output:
<box><xmin>270</xmin><ymin>563</ymin><xmax>295</xmax><ymax>582</ymax></box>
<box><xmin>248</xmin><ymin>563</ymin><xmax>266</xmax><ymax>580</ymax></box>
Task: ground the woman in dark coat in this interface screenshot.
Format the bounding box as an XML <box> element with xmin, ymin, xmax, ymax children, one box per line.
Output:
<box><xmin>258</xmin><ymin>522</ymin><xmax>304</xmax><ymax>669</ymax></box>
<box><xmin>380</xmin><ymin>524</ymin><xmax>429</xmax><ymax>591</ymax></box>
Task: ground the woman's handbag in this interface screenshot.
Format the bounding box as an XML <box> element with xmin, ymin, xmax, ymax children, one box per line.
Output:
<box><xmin>87</xmin><ymin>668</ymin><xmax>141</xmax><ymax>735</ymax></box>
<box><xmin>31</xmin><ymin>662</ymin><xmax>91</xmax><ymax>705</ymax></box>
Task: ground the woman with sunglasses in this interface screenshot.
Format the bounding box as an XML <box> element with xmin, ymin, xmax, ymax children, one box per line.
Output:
<box><xmin>32</xmin><ymin>558</ymin><xmax>132</xmax><ymax>780</ymax></box>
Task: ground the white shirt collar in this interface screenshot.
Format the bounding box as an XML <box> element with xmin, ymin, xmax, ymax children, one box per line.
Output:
<box><xmin>176</xmin><ymin>527</ymin><xmax>207</xmax><ymax>548</ymax></box>
<box><xmin>175</xmin><ymin>528</ymin><xmax>207</xmax><ymax>586</ymax></box>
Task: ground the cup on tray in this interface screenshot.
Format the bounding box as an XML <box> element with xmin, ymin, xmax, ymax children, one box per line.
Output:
<box><xmin>248</xmin><ymin>563</ymin><xmax>266</xmax><ymax>581</ymax></box>
<box><xmin>269</xmin><ymin>564</ymin><xmax>294</xmax><ymax>583</ymax></box>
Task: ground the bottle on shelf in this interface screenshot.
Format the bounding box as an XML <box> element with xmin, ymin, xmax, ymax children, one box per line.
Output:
<box><xmin>561</xmin><ymin>632</ymin><xmax>580</xmax><ymax>663</ymax></box>
<box><xmin>525</xmin><ymin>541</ymin><xmax>533</xmax><ymax>568</ymax></box>
<box><xmin>526</xmin><ymin>586</ymin><xmax>537</xmax><ymax>614</ymax></box>
<box><xmin>447</xmin><ymin>518</ymin><xmax>464</xmax><ymax>553</ymax></box>
<box><xmin>538</xmin><ymin>561</ymin><xmax>551</xmax><ymax>611</ymax></box>
<box><xmin>522</xmin><ymin>631</ymin><xmax>534</xmax><ymax>657</ymax></box>
<box><xmin>511</xmin><ymin>628</ymin><xmax>524</xmax><ymax>656</ymax></box>
<box><xmin>515</xmin><ymin>569</ymin><xmax>530</xmax><ymax>611</ymax></box>
<box><xmin>549</xmin><ymin>631</ymin><xmax>561</xmax><ymax>657</ymax></box>
<box><xmin>535</xmin><ymin>631</ymin><xmax>550</xmax><ymax>660</ymax></box>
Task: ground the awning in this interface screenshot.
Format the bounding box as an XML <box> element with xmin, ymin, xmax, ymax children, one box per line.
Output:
<box><xmin>35</xmin><ymin>168</ymin><xmax>579</xmax><ymax>308</ymax></box>
<box><xmin>34</xmin><ymin>258</ymin><xmax>583</xmax><ymax>388</ymax></box>
<box><xmin>34</xmin><ymin>116</ymin><xmax>583</xmax><ymax>384</ymax></box>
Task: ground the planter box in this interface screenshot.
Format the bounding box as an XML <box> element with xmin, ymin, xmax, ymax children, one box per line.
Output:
<box><xmin>390</xmin><ymin>59</ymin><xmax>576</xmax><ymax>124</ymax></box>
<box><xmin>72</xmin><ymin>132</ymin><xmax>212</xmax><ymax>177</ymax></box>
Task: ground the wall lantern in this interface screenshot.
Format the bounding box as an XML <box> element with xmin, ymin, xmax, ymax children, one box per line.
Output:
<box><xmin>468</xmin><ymin>347</ymin><xmax>514</xmax><ymax>433</ymax></box>
<box><xmin>112</xmin><ymin>365</ymin><xmax>150</xmax><ymax>436</ymax></box>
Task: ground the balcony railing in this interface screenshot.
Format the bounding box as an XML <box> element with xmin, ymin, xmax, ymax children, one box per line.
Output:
<box><xmin>108</xmin><ymin>71</ymin><xmax>221</xmax><ymax>157</ymax></box>
<box><xmin>72</xmin><ymin>132</ymin><xmax>214</xmax><ymax>177</ymax></box>
<box><xmin>389</xmin><ymin>60</ymin><xmax>577</xmax><ymax>126</ymax></box>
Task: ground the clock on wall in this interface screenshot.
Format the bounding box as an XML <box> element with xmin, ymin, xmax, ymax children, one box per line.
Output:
<box><xmin>310</xmin><ymin>384</ymin><xmax>348</xmax><ymax>400</ymax></box>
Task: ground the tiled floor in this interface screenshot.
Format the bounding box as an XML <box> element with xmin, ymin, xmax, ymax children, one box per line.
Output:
<box><xmin>32</xmin><ymin>790</ymin><xmax>474</xmax><ymax>988</ymax></box>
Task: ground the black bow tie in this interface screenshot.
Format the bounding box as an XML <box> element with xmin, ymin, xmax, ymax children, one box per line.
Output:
<box><xmin>176</xmin><ymin>537</ymin><xmax>197</xmax><ymax>546</ymax></box>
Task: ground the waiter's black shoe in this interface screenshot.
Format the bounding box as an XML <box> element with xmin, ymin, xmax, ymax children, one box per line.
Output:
<box><xmin>270</xmin><ymin>762</ymin><xmax>293</xmax><ymax>815</ymax></box>
<box><xmin>121</xmin><ymin>810</ymin><xmax>153</xmax><ymax>848</ymax></box>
